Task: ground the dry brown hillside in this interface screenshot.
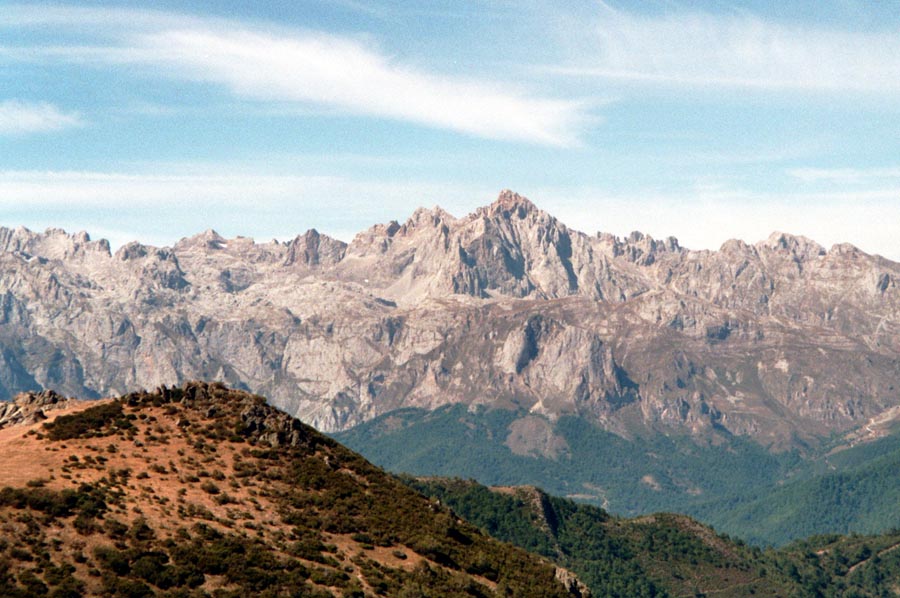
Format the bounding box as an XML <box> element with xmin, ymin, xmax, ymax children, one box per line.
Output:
<box><xmin>0</xmin><ymin>382</ymin><xmax>585</xmax><ymax>598</ymax></box>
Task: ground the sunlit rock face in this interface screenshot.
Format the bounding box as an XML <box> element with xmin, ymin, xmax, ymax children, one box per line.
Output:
<box><xmin>2</xmin><ymin>191</ymin><xmax>900</xmax><ymax>447</ymax></box>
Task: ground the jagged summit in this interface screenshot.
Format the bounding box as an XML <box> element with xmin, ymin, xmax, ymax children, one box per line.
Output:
<box><xmin>284</xmin><ymin>229</ymin><xmax>347</xmax><ymax>267</ymax></box>
<box><xmin>0</xmin><ymin>193</ymin><xmax>874</xmax><ymax>276</ymax></box>
<box><xmin>0</xmin><ymin>225</ymin><xmax>112</xmax><ymax>259</ymax></box>
<box><xmin>1</xmin><ymin>191</ymin><xmax>900</xmax><ymax>446</ymax></box>
<box><xmin>481</xmin><ymin>189</ymin><xmax>538</xmax><ymax>217</ymax></box>
<box><xmin>762</xmin><ymin>231</ymin><xmax>826</xmax><ymax>258</ymax></box>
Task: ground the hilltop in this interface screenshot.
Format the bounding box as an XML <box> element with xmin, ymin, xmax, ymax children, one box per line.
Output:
<box><xmin>0</xmin><ymin>382</ymin><xmax>583</xmax><ymax>597</ymax></box>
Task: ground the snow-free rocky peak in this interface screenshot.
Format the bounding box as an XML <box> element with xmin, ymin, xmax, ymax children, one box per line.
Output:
<box><xmin>0</xmin><ymin>191</ymin><xmax>899</xmax><ymax>448</ymax></box>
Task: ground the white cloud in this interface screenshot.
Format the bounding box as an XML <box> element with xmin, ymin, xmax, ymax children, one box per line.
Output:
<box><xmin>0</xmin><ymin>100</ymin><xmax>83</xmax><ymax>134</ymax></box>
<box><xmin>3</xmin><ymin>5</ymin><xmax>585</xmax><ymax>146</ymax></box>
<box><xmin>141</xmin><ymin>28</ymin><xmax>583</xmax><ymax>146</ymax></box>
<box><xmin>548</xmin><ymin>9</ymin><xmax>900</xmax><ymax>93</ymax></box>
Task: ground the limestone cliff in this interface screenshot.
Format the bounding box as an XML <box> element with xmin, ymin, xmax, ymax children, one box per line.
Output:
<box><xmin>1</xmin><ymin>191</ymin><xmax>899</xmax><ymax>447</ymax></box>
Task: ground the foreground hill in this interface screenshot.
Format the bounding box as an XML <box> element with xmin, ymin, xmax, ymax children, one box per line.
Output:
<box><xmin>0</xmin><ymin>383</ymin><xmax>582</xmax><ymax>597</ymax></box>
<box><xmin>1</xmin><ymin>383</ymin><xmax>898</xmax><ymax>598</ymax></box>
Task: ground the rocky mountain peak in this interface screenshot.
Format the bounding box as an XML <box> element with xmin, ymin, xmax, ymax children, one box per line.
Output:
<box><xmin>718</xmin><ymin>238</ymin><xmax>755</xmax><ymax>255</ymax></box>
<box><xmin>480</xmin><ymin>189</ymin><xmax>539</xmax><ymax>219</ymax></box>
<box><xmin>0</xmin><ymin>225</ymin><xmax>111</xmax><ymax>260</ymax></box>
<box><xmin>190</xmin><ymin>228</ymin><xmax>228</xmax><ymax>249</ymax></box>
<box><xmin>114</xmin><ymin>241</ymin><xmax>150</xmax><ymax>261</ymax></box>
<box><xmin>176</xmin><ymin>229</ymin><xmax>226</xmax><ymax>251</ymax></box>
<box><xmin>761</xmin><ymin>231</ymin><xmax>826</xmax><ymax>259</ymax></box>
<box><xmin>828</xmin><ymin>242</ymin><xmax>864</xmax><ymax>258</ymax></box>
<box><xmin>611</xmin><ymin>231</ymin><xmax>681</xmax><ymax>265</ymax></box>
<box><xmin>284</xmin><ymin>229</ymin><xmax>347</xmax><ymax>267</ymax></box>
<box><xmin>403</xmin><ymin>205</ymin><xmax>457</xmax><ymax>232</ymax></box>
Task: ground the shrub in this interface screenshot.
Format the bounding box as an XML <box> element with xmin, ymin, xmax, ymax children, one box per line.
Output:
<box><xmin>200</xmin><ymin>481</ymin><xmax>220</xmax><ymax>495</ymax></box>
<box><xmin>44</xmin><ymin>402</ymin><xmax>133</xmax><ymax>441</ymax></box>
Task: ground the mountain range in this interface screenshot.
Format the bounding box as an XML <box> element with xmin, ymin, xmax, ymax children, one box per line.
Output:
<box><xmin>3</xmin><ymin>191</ymin><xmax>900</xmax><ymax>541</ymax></box>
<box><xmin>3</xmin><ymin>190</ymin><xmax>899</xmax><ymax>445</ymax></box>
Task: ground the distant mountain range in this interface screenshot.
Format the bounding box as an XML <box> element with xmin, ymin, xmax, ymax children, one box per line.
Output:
<box><xmin>3</xmin><ymin>190</ymin><xmax>900</xmax><ymax>540</ymax></box>
<box><xmin>3</xmin><ymin>190</ymin><xmax>899</xmax><ymax>443</ymax></box>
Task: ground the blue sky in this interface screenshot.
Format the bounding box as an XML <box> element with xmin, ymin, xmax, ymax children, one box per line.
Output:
<box><xmin>2</xmin><ymin>1</ymin><xmax>900</xmax><ymax>258</ymax></box>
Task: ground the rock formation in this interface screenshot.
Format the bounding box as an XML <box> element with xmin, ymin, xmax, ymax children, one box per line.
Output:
<box><xmin>0</xmin><ymin>389</ymin><xmax>75</xmax><ymax>428</ymax></box>
<box><xmin>1</xmin><ymin>191</ymin><xmax>899</xmax><ymax>448</ymax></box>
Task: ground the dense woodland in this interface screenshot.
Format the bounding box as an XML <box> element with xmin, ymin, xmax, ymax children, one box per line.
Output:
<box><xmin>409</xmin><ymin>478</ymin><xmax>900</xmax><ymax>598</ymax></box>
<box><xmin>337</xmin><ymin>404</ymin><xmax>900</xmax><ymax>546</ymax></box>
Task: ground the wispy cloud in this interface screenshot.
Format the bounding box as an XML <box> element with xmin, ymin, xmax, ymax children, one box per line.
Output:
<box><xmin>138</xmin><ymin>29</ymin><xmax>583</xmax><ymax>146</ymax></box>
<box><xmin>547</xmin><ymin>8</ymin><xmax>900</xmax><ymax>93</ymax></box>
<box><xmin>789</xmin><ymin>167</ymin><xmax>900</xmax><ymax>184</ymax></box>
<box><xmin>0</xmin><ymin>100</ymin><xmax>83</xmax><ymax>135</ymax></box>
<box><xmin>3</xmin><ymin>5</ymin><xmax>585</xmax><ymax>146</ymax></box>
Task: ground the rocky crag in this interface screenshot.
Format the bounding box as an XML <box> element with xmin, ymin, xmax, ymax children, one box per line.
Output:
<box><xmin>2</xmin><ymin>191</ymin><xmax>899</xmax><ymax>449</ymax></box>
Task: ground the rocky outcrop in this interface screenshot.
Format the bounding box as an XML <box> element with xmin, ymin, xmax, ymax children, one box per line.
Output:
<box><xmin>0</xmin><ymin>389</ymin><xmax>74</xmax><ymax>428</ymax></box>
<box><xmin>129</xmin><ymin>381</ymin><xmax>313</xmax><ymax>448</ymax></box>
<box><xmin>284</xmin><ymin>229</ymin><xmax>347</xmax><ymax>268</ymax></box>
<box><xmin>555</xmin><ymin>567</ymin><xmax>591</xmax><ymax>598</ymax></box>
<box><xmin>0</xmin><ymin>191</ymin><xmax>899</xmax><ymax>448</ymax></box>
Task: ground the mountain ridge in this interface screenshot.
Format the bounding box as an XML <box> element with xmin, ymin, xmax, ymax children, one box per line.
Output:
<box><xmin>1</xmin><ymin>190</ymin><xmax>899</xmax><ymax>450</ymax></box>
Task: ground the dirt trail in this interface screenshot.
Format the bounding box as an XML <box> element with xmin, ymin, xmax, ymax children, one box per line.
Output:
<box><xmin>847</xmin><ymin>541</ymin><xmax>900</xmax><ymax>575</ymax></box>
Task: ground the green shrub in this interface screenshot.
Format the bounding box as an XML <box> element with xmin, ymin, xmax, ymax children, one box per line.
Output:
<box><xmin>44</xmin><ymin>402</ymin><xmax>133</xmax><ymax>441</ymax></box>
